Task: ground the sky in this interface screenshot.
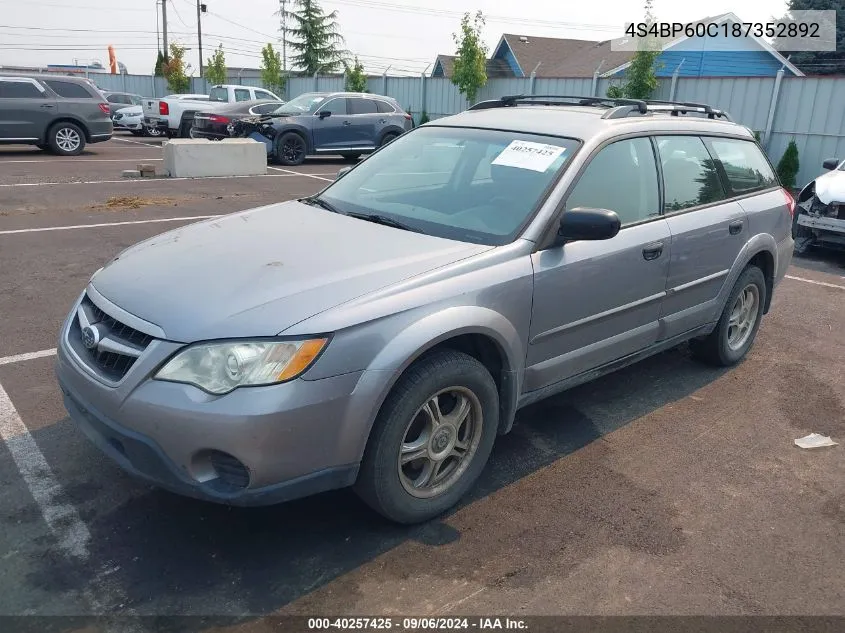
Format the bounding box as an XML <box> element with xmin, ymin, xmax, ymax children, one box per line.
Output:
<box><xmin>0</xmin><ymin>0</ymin><xmax>791</xmax><ymax>76</ymax></box>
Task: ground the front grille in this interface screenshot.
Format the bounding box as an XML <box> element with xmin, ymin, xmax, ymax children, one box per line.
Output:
<box><xmin>67</xmin><ymin>294</ymin><xmax>155</xmax><ymax>382</ymax></box>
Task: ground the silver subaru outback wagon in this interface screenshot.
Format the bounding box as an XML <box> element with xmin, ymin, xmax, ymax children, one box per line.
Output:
<box><xmin>56</xmin><ymin>96</ymin><xmax>794</xmax><ymax>524</ymax></box>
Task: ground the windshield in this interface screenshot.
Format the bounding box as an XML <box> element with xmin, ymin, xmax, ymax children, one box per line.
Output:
<box><xmin>208</xmin><ymin>87</ymin><xmax>228</xmax><ymax>102</ymax></box>
<box><xmin>318</xmin><ymin>127</ymin><xmax>579</xmax><ymax>245</ymax></box>
<box><xmin>270</xmin><ymin>93</ymin><xmax>327</xmax><ymax>114</ymax></box>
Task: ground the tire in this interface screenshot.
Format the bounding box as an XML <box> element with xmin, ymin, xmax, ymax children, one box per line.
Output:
<box><xmin>48</xmin><ymin>122</ymin><xmax>85</xmax><ymax>156</ymax></box>
<box><xmin>277</xmin><ymin>132</ymin><xmax>307</xmax><ymax>166</ymax></box>
<box><xmin>379</xmin><ymin>132</ymin><xmax>399</xmax><ymax>147</ymax></box>
<box><xmin>179</xmin><ymin>119</ymin><xmax>193</xmax><ymax>138</ymax></box>
<box><xmin>341</xmin><ymin>153</ymin><xmax>361</xmax><ymax>161</ymax></box>
<box><xmin>130</xmin><ymin>130</ymin><xmax>144</xmax><ymax>136</ymax></box>
<box><xmin>144</xmin><ymin>126</ymin><xmax>164</xmax><ymax>138</ymax></box>
<box><xmin>690</xmin><ymin>265</ymin><xmax>767</xmax><ymax>367</ymax></box>
<box><xmin>355</xmin><ymin>349</ymin><xmax>499</xmax><ymax>524</ymax></box>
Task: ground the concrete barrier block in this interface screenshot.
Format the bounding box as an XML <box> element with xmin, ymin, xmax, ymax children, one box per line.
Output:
<box><xmin>163</xmin><ymin>138</ymin><xmax>267</xmax><ymax>178</ymax></box>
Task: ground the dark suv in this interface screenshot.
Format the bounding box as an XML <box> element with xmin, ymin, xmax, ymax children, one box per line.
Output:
<box><xmin>232</xmin><ymin>91</ymin><xmax>413</xmax><ymax>165</ymax></box>
<box><xmin>0</xmin><ymin>75</ymin><xmax>112</xmax><ymax>155</ymax></box>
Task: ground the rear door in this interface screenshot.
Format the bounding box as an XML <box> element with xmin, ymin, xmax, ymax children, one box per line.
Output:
<box><xmin>347</xmin><ymin>97</ymin><xmax>379</xmax><ymax>148</ymax></box>
<box><xmin>0</xmin><ymin>78</ymin><xmax>56</xmax><ymax>141</ymax></box>
<box><xmin>312</xmin><ymin>97</ymin><xmax>356</xmax><ymax>150</ymax></box>
<box><xmin>526</xmin><ymin>136</ymin><xmax>671</xmax><ymax>392</ymax></box>
<box><xmin>42</xmin><ymin>78</ymin><xmax>110</xmax><ymax>132</ymax></box>
<box><xmin>656</xmin><ymin>135</ymin><xmax>746</xmax><ymax>339</ymax></box>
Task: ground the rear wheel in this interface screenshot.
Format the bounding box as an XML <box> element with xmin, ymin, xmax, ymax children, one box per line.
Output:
<box><xmin>144</xmin><ymin>126</ymin><xmax>164</xmax><ymax>138</ymax></box>
<box><xmin>48</xmin><ymin>122</ymin><xmax>85</xmax><ymax>156</ymax></box>
<box><xmin>379</xmin><ymin>132</ymin><xmax>399</xmax><ymax>147</ymax></box>
<box><xmin>179</xmin><ymin>119</ymin><xmax>193</xmax><ymax>138</ymax></box>
<box><xmin>690</xmin><ymin>265</ymin><xmax>766</xmax><ymax>367</ymax></box>
<box><xmin>355</xmin><ymin>349</ymin><xmax>499</xmax><ymax>524</ymax></box>
<box><xmin>277</xmin><ymin>132</ymin><xmax>307</xmax><ymax>166</ymax></box>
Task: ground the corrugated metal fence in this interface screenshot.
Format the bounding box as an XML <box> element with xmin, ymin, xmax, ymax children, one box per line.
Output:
<box><xmin>20</xmin><ymin>69</ymin><xmax>845</xmax><ymax>186</ymax></box>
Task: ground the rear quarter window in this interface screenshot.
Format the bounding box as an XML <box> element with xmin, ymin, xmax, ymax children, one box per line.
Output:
<box><xmin>376</xmin><ymin>100</ymin><xmax>395</xmax><ymax>113</ymax></box>
<box><xmin>706</xmin><ymin>137</ymin><xmax>778</xmax><ymax>195</ymax></box>
<box><xmin>44</xmin><ymin>80</ymin><xmax>95</xmax><ymax>99</ymax></box>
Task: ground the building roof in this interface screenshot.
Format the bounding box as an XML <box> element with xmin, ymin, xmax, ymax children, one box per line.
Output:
<box><xmin>496</xmin><ymin>34</ymin><xmax>631</xmax><ymax>78</ymax></box>
<box><xmin>432</xmin><ymin>54</ymin><xmax>513</xmax><ymax>79</ymax></box>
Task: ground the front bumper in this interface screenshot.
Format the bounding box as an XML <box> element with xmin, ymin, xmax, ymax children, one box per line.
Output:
<box><xmin>798</xmin><ymin>213</ymin><xmax>845</xmax><ymax>235</ymax></box>
<box><xmin>113</xmin><ymin>118</ymin><xmax>143</xmax><ymax>131</ymax></box>
<box><xmin>55</xmin><ymin>292</ymin><xmax>376</xmax><ymax>506</ymax></box>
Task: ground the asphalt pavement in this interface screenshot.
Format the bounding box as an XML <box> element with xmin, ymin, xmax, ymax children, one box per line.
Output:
<box><xmin>0</xmin><ymin>136</ymin><xmax>843</xmax><ymax>630</ymax></box>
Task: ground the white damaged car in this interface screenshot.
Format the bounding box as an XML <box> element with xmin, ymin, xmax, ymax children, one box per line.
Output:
<box><xmin>794</xmin><ymin>157</ymin><xmax>845</xmax><ymax>253</ymax></box>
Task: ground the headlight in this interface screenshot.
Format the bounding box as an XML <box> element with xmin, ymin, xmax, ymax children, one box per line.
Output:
<box><xmin>155</xmin><ymin>338</ymin><xmax>328</xmax><ymax>394</ymax></box>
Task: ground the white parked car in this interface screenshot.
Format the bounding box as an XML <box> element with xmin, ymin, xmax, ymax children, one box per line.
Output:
<box><xmin>112</xmin><ymin>105</ymin><xmax>163</xmax><ymax>137</ymax></box>
<box><xmin>794</xmin><ymin>157</ymin><xmax>845</xmax><ymax>253</ymax></box>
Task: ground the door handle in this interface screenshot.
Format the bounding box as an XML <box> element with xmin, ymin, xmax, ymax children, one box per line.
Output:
<box><xmin>642</xmin><ymin>242</ymin><xmax>664</xmax><ymax>261</ymax></box>
<box><xmin>40</xmin><ymin>104</ymin><xmax>55</xmax><ymax>108</ymax></box>
<box><xmin>729</xmin><ymin>219</ymin><xmax>744</xmax><ymax>235</ymax></box>
<box><xmin>342</xmin><ymin>120</ymin><xmax>352</xmax><ymax>126</ymax></box>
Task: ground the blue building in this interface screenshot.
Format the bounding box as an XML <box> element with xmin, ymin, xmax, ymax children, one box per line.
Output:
<box><xmin>432</xmin><ymin>13</ymin><xmax>803</xmax><ymax>79</ymax></box>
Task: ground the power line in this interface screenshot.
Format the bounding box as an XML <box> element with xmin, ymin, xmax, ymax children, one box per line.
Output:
<box><xmin>0</xmin><ymin>0</ymin><xmax>149</xmax><ymax>11</ymax></box>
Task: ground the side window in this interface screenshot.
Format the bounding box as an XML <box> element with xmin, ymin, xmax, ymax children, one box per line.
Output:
<box><xmin>106</xmin><ymin>94</ymin><xmax>121</xmax><ymax>103</ymax></box>
<box><xmin>567</xmin><ymin>137</ymin><xmax>660</xmax><ymax>226</ymax></box>
<box><xmin>318</xmin><ymin>98</ymin><xmax>347</xmax><ymax>115</ymax></box>
<box><xmin>0</xmin><ymin>80</ymin><xmax>45</xmax><ymax>99</ymax></box>
<box><xmin>707</xmin><ymin>137</ymin><xmax>778</xmax><ymax>195</ymax></box>
<box><xmin>376</xmin><ymin>100</ymin><xmax>395</xmax><ymax>113</ymax></box>
<box><xmin>130</xmin><ymin>95</ymin><xmax>143</xmax><ymax>105</ymax></box>
<box><xmin>234</xmin><ymin>88</ymin><xmax>251</xmax><ymax>102</ymax></box>
<box><xmin>251</xmin><ymin>103</ymin><xmax>279</xmax><ymax>115</ymax></box>
<box><xmin>656</xmin><ymin>136</ymin><xmax>727</xmax><ymax>211</ymax></box>
<box><xmin>254</xmin><ymin>90</ymin><xmax>273</xmax><ymax>100</ymax></box>
<box><xmin>43</xmin><ymin>80</ymin><xmax>93</xmax><ymax>98</ymax></box>
<box><xmin>348</xmin><ymin>98</ymin><xmax>378</xmax><ymax>114</ymax></box>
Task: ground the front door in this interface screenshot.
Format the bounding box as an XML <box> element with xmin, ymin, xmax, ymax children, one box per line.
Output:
<box><xmin>526</xmin><ymin>136</ymin><xmax>670</xmax><ymax>392</ymax></box>
<box><xmin>346</xmin><ymin>97</ymin><xmax>379</xmax><ymax>149</ymax></box>
<box><xmin>0</xmin><ymin>78</ymin><xmax>56</xmax><ymax>141</ymax></box>
<box><xmin>312</xmin><ymin>97</ymin><xmax>357</xmax><ymax>151</ymax></box>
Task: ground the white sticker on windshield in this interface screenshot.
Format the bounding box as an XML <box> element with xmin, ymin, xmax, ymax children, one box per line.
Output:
<box><xmin>491</xmin><ymin>140</ymin><xmax>566</xmax><ymax>172</ymax></box>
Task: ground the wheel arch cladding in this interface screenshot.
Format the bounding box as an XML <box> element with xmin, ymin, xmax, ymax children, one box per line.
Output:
<box><xmin>50</xmin><ymin>117</ymin><xmax>90</xmax><ymax>141</ymax></box>
<box><xmin>747</xmin><ymin>250</ymin><xmax>774</xmax><ymax>313</ymax></box>
<box><xmin>361</xmin><ymin>308</ymin><xmax>524</xmax><ymax>445</ymax></box>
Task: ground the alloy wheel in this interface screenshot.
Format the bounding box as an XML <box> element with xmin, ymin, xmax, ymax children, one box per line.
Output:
<box><xmin>56</xmin><ymin>127</ymin><xmax>81</xmax><ymax>153</ymax></box>
<box><xmin>727</xmin><ymin>284</ymin><xmax>759</xmax><ymax>351</ymax></box>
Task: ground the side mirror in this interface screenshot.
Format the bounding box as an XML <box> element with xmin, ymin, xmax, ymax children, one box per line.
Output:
<box><xmin>318</xmin><ymin>110</ymin><xmax>332</xmax><ymax>119</ymax></box>
<box><xmin>336</xmin><ymin>166</ymin><xmax>353</xmax><ymax>180</ymax></box>
<box><xmin>554</xmin><ymin>207</ymin><xmax>621</xmax><ymax>245</ymax></box>
<box><xmin>822</xmin><ymin>158</ymin><xmax>839</xmax><ymax>170</ymax></box>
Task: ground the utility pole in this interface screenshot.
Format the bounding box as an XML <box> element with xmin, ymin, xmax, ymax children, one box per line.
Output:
<box><xmin>155</xmin><ymin>0</ymin><xmax>161</xmax><ymax>52</ymax></box>
<box><xmin>196</xmin><ymin>1</ymin><xmax>204</xmax><ymax>78</ymax></box>
<box><xmin>162</xmin><ymin>0</ymin><xmax>168</xmax><ymax>56</ymax></box>
<box><xmin>280</xmin><ymin>0</ymin><xmax>287</xmax><ymax>73</ymax></box>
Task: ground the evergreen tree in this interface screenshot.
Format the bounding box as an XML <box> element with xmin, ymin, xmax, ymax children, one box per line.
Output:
<box><xmin>777</xmin><ymin>140</ymin><xmax>801</xmax><ymax>189</ymax></box>
<box><xmin>281</xmin><ymin>0</ymin><xmax>347</xmax><ymax>74</ymax></box>
<box><xmin>154</xmin><ymin>50</ymin><xmax>166</xmax><ymax>77</ymax></box>
<box><xmin>775</xmin><ymin>0</ymin><xmax>844</xmax><ymax>74</ymax></box>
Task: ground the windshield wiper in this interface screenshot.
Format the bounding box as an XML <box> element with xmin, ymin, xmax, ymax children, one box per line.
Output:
<box><xmin>303</xmin><ymin>196</ymin><xmax>343</xmax><ymax>215</ymax></box>
<box><xmin>346</xmin><ymin>212</ymin><xmax>421</xmax><ymax>233</ymax></box>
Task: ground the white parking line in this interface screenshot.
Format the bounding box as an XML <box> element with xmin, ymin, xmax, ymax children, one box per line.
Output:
<box><xmin>785</xmin><ymin>275</ymin><xmax>845</xmax><ymax>290</ymax></box>
<box><xmin>111</xmin><ymin>137</ymin><xmax>162</xmax><ymax>148</ymax></box>
<box><xmin>0</xmin><ymin>158</ymin><xmax>163</xmax><ymax>164</ymax></box>
<box><xmin>0</xmin><ymin>215</ymin><xmax>220</xmax><ymax>235</ymax></box>
<box><xmin>0</xmin><ymin>379</ymin><xmax>91</xmax><ymax>558</ymax></box>
<box><xmin>0</xmin><ymin>349</ymin><xmax>57</xmax><ymax>366</ymax></box>
<box><xmin>268</xmin><ymin>166</ymin><xmax>334</xmax><ymax>182</ymax></box>
<box><xmin>0</xmin><ymin>173</ymin><xmax>309</xmax><ymax>188</ymax></box>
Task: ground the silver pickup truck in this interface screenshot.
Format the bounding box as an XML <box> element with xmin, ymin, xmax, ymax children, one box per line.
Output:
<box><xmin>143</xmin><ymin>84</ymin><xmax>283</xmax><ymax>138</ymax></box>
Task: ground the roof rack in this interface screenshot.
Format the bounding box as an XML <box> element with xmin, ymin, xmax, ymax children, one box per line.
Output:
<box><xmin>469</xmin><ymin>94</ymin><xmax>648</xmax><ymax>114</ymax></box>
<box><xmin>468</xmin><ymin>94</ymin><xmax>732</xmax><ymax>122</ymax></box>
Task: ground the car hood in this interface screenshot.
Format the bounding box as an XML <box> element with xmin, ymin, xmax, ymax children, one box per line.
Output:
<box><xmin>115</xmin><ymin>105</ymin><xmax>142</xmax><ymax>116</ymax></box>
<box><xmin>90</xmin><ymin>201</ymin><xmax>490</xmax><ymax>342</ymax></box>
<box><xmin>813</xmin><ymin>169</ymin><xmax>845</xmax><ymax>205</ymax></box>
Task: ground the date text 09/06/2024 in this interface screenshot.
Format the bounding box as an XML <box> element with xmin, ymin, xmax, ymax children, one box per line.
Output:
<box><xmin>307</xmin><ymin>617</ymin><xmax>529</xmax><ymax>630</ymax></box>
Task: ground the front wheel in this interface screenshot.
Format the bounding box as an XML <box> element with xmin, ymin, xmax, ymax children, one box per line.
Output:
<box><xmin>276</xmin><ymin>132</ymin><xmax>307</xmax><ymax>166</ymax></box>
<box><xmin>143</xmin><ymin>126</ymin><xmax>164</xmax><ymax>138</ymax></box>
<box><xmin>355</xmin><ymin>349</ymin><xmax>499</xmax><ymax>524</ymax></box>
<box><xmin>690</xmin><ymin>265</ymin><xmax>767</xmax><ymax>367</ymax></box>
<box><xmin>48</xmin><ymin>122</ymin><xmax>85</xmax><ymax>156</ymax></box>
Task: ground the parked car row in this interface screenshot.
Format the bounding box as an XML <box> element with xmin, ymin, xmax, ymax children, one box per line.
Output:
<box><xmin>193</xmin><ymin>91</ymin><xmax>413</xmax><ymax>165</ymax></box>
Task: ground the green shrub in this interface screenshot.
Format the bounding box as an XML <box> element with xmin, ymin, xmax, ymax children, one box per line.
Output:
<box><xmin>777</xmin><ymin>140</ymin><xmax>800</xmax><ymax>190</ymax></box>
<box><xmin>420</xmin><ymin>110</ymin><xmax>430</xmax><ymax>124</ymax></box>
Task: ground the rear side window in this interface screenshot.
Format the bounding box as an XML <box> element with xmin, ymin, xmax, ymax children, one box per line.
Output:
<box><xmin>0</xmin><ymin>80</ymin><xmax>45</xmax><ymax>98</ymax></box>
<box><xmin>209</xmin><ymin>87</ymin><xmax>228</xmax><ymax>102</ymax></box>
<box><xmin>234</xmin><ymin>88</ymin><xmax>251</xmax><ymax>102</ymax></box>
<box><xmin>349</xmin><ymin>98</ymin><xmax>378</xmax><ymax>114</ymax></box>
<box><xmin>44</xmin><ymin>80</ymin><xmax>94</xmax><ymax>98</ymax></box>
<box><xmin>567</xmin><ymin>137</ymin><xmax>660</xmax><ymax>226</ymax></box>
<box><xmin>251</xmin><ymin>102</ymin><xmax>280</xmax><ymax>115</ymax></box>
<box><xmin>254</xmin><ymin>90</ymin><xmax>274</xmax><ymax>100</ymax></box>
<box><xmin>376</xmin><ymin>100</ymin><xmax>395</xmax><ymax>113</ymax></box>
<box><xmin>656</xmin><ymin>136</ymin><xmax>727</xmax><ymax>212</ymax></box>
<box><xmin>707</xmin><ymin>138</ymin><xmax>778</xmax><ymax>194</ymax></box>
